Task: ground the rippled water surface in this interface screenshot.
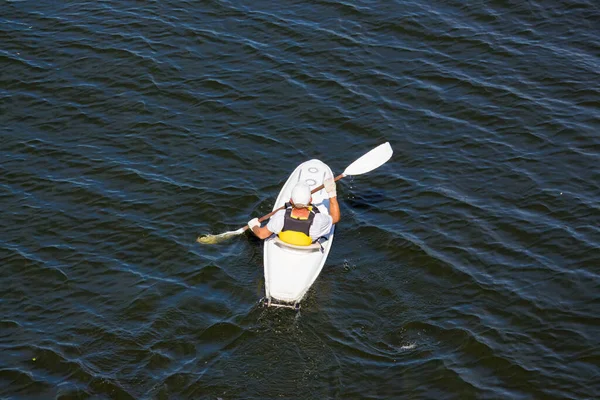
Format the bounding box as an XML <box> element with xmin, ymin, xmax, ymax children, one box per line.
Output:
<box><xmin>2</xmin><ymin>0</ymin><xmax>599</xmax><ymax>398</ymax></box>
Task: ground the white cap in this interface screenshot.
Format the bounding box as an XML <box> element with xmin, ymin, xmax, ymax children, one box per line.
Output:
<box><xmin>290</xmin><ymin>183</ymin><xmax>311</xmax><ymax>206</ymax></box>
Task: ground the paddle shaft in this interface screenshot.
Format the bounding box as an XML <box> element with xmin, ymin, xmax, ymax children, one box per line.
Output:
<box><xmin>243</xmin><ymin>173</ymin><xmax>345</xmax><ymax>231</ymax></box>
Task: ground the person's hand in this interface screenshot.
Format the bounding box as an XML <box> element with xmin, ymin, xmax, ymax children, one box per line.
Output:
<box><xmin>324</xmin><ymin>178</ymin><xmax>336</xmax><ymax>198</ymax></box>
<box><xmin>248</xmin><ymin>218</ymin><xmax>260</xmax><ymax>230</ymax></box>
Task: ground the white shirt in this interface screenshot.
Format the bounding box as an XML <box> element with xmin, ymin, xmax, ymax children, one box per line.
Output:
<box><xmin>267</xmin><ymin>207</ymin><xmax>333</xmax><ymax>241</ymax></box>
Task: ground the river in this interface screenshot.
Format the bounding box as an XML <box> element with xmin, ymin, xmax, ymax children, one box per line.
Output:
<box><xmin>1</xmin><ymin>0</ymin><xmax>599</xmax><ymax>398</ymax></box>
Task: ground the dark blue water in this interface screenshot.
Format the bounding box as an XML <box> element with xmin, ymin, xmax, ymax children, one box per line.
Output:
<box><xmin>2</xmin><ymin>0</ymin><xmax>599</xmax><ymax>398</ymax></box>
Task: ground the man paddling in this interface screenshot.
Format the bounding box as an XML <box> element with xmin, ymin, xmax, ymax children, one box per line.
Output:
<box><xmin>248</xmin><ymin>179</ymin><xmax>340</xmax><ymax>245</ymax></box>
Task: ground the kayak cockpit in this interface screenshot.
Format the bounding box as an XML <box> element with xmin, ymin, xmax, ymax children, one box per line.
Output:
<box><xmin>272</xmin><ymin>237</ymin><xmax>322</xmax><ymax>253</ymax></box>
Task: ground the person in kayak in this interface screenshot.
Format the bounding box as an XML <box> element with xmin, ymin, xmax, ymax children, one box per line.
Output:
<box><xmin>248</xmin><ymin>179</ymin><xmax>340</xmax><ymax>245</ymax></box>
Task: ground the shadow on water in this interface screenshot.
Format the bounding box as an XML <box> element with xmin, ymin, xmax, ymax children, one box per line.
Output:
<box><xmin>345</xmin><ymin>188</ymin><xmax>388</xmax><ymax>210</ymax></box>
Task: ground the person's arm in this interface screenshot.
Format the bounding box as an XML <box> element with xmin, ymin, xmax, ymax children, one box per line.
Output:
<box><xmin>247</xmin><ymin>218</ymin><xmax>274</xmax><ymax>239</ymax></box>
<box><xmin>248</xmin><ymin>210</ymin><xmax>286</xmax><ymax>240</ymax></box>
<box><xmin>251</xmin><ymin>224</ymin><xmax>274</xmax><ymax>239</ymax></box>
<box><xmin>324</xmin><ymin>178</ymin><xmax>340</xmax><ymax>224</ymax></box>
<box><xmin>328</xmin><ymin>195</ymin><xmax>340</xmax><ymax>224</ymax></box>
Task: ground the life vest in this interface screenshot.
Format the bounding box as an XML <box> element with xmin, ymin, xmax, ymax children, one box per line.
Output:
<box><xmin>278</xmin><ymin>205</ymin><xmax>319</xmax><ymax>246</ymax></box>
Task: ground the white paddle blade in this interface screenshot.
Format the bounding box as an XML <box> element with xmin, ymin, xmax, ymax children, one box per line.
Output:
<box><xmin>342</xmin><ymin>142</ymin><xmax>393</xmax><ymax>176</ymax></box>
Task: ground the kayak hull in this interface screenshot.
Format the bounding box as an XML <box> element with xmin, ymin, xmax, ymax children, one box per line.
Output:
<box><xmin>263</xmin><ymin>159</ymin><xmax>335</xmax><ymax>306</ymax></box>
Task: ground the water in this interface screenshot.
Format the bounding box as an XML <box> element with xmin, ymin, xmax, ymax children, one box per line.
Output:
<box><xmin>1</xmin><ymin>0</ymin><xmax>599</xmax><ymax>398</ymax></box>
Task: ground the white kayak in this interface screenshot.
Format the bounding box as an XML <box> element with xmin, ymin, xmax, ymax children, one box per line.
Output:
<box><xmin>263</xmin><ymin>159</ymin><xmax>335</xmax><ymax>308</ymax></box>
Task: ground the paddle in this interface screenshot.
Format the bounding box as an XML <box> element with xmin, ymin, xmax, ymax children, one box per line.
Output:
<box><xmin>197</xmin><ymin>142</ymin><xmax>393</xmax><ymax>244</ymax></box>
